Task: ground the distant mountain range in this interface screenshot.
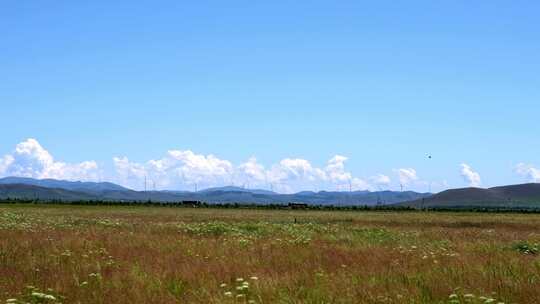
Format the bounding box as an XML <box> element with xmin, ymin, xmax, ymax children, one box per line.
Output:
<box><xmin>5</xmin><ymin>177</ymin><xmax>539</xmax><ymax>208</ymax></box>
<box><xmin>0</xmin><ymin>177</ymin><xmax>429</xmax><ymax>205</ymax></box>
<box><xmin>397</xmin><ymin>183</ymin><xmax>540</xmax><ymax>208</ymax></box>
<box><xmin>198</xmin><ymin>186</ymin><xmax>277</xmax><ymax>195</ymax></box>
<box><xmin>0</xmin><ymin>176</ymin><xmax>129</xmax><ymax>192</ymax></box>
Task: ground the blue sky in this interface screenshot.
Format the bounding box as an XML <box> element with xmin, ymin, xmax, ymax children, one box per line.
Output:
<box><xmin>1</xmin><ymin>1</ymin><xmax>539</xmax><ymax>192</ymax></box>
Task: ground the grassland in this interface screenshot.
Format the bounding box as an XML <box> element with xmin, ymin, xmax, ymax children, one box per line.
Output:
<box><xmin>1</xmin><ymin>205</ymin><xmax>540</xmax><ymax>303</ymax></box>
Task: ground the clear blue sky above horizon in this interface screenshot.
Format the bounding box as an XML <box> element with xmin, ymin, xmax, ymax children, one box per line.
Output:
<box><xmin>1</xmin><ymin>1</ymin><xmax>539</xmax><ymax>192</ymax></box>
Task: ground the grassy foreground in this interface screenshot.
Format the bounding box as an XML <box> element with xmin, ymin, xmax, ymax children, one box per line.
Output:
<box><xmin>1</xmin><ymin>205</ymin><xmax>540</xmax><ymax>303</ymax></box>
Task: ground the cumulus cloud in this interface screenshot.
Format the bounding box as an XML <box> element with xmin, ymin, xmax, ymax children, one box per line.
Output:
<box><xmin>271</xmin><ymin>158</ymin><xmax>326</xmax><ymax>182</ymax></box>
<box><xmin>237</xmin><ymin>157</ymin><xmax>267</xmax><ymax>185</ymax></box>
<box><xmin>1</xmin><ymin>138</ymin><xmax>400</xmax><ymax>193</ymax></box>
<box><xmin>370</xmin><ymin>174</ymin><xmax>391</xmax><ymax>187</ymax></box>
<box><xmin>325</xmin><ymin>155</ymin><xmax>351</xmax><ymax>183</ymax></box>
<box><xmin>515</xmin><ymin>163</ymin><xmax>540</xmax><ymax>182</ymax></box>
<box><xmin>113</xmin><ymin>150</ymin><xmax>234</xmax><ymax>190</ymax></box>
<box><xmin>395</xmin><ymin>168</ymin><xmax>418</xmax><ymax>185</ymax></box>
<box><xmin>460</xmin><ymin>163</ymin><xmax>481</xmax><ymax>187</ymax></box>
<box><xmin>0</xmin><ymin>154</ymin><xmax>14</xmax><ymax>175</ymax></box>
<box><xmin>262</xmin><ymin>158</ymin><xmax>326</xmax><ymax>192</ymax></box>
<box><xmin>349</xmin><ymin>177</ymin><xmax>370</xmax><ymax>191</ymax></box>
<box><xmin>113</xmin><ymin>156</ymin><xmax>147</xmax><ymax>186</ymax></box>
<box><xmin>167</xmin><ymin>150</ymin><xmax>233</xmax><ymax>185</ymax></box>
<box><xmin>111</xmin><ymin>150</ymin><xmax>379</xmax><ymax>192</ymax></box>
<box><xmin>0</xmin><ymin>138</ymin><xmax>99</xmax><ymax>181</ymax></box>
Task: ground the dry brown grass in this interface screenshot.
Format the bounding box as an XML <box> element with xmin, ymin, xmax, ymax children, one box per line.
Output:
<box><xmin>1</xmin><ymin>205</ymin><xmax>540</xmax><ymax>303</ymax></box>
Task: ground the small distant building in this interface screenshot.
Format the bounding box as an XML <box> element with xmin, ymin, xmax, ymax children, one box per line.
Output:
<box><xmin>288</xmin><ymin>202</ymin><xmax>308</xmax><ymax>209</ymax></box>
<box><xmin>181</xmin><ymin>200</ymin><xmax>202</xmax><ymax>207</ymax></box>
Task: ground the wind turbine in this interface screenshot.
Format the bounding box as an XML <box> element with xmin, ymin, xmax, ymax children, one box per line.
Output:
<box><xmin>180</xmin><ymin>172</ymin><xmax>187</xmax><ymax>191</ymax></box>
<box><xmin>376</xmin><ymin>185</ymin><xmax>383</xmax><ymax>206</ymax></box>
<box><xmin>348</xmin><ymin>178</ymin><xmax>353</xmax><ymax>205</ymax></box>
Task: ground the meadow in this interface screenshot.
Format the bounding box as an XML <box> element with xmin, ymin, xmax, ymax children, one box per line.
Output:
<box><xmin>1</xmin><ymin>205</ymin><xmax>540</xmax><ymax>303</ymax></box>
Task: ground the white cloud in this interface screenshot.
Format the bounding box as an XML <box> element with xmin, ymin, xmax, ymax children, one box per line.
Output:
<box><xmin>167</xmin><ymin>150</ymin><xmax>233</xmax><ymax>185</ymax></box>
<box><xmin>0</xmin><ymin>154</ymin><xmax>14</xmax><ymax>175</ymax></box>
<box><xmin>515</xmin><ymin>163</ymin><xmax>540</xmax><ymax>182</ymax></box>
<box><xmin>395</xmin><ymin>168</ymin><xmax>418</xmax><ymax>185</ymax></box>
<box><xmin>113</xmin><ymin>150</ymin><xmax>234</xmax><ymax>190</ymax></box>
<box><xmin>0</xmin><ymin>138</ymin><xmax>99</xmax><ymax>181</ymax></box>
<box><xmin>237</xmin><ymin>157</ymin><xmax>267</xmax><ymax>185</ymax></box>
<box><xmin>350</xmin><ymin>177</ymin><xmax>370</xmax><ymax>191</ymax></box>
<box><xmin>113</xmin><ymin>156</ymin><xmax>147</xmax><ymax>186</ymax></box>
<box><xmin>323</xmin><ymin>156</ymin><xmax>372</xmax><ymax>191</ymax></box>
<box><xmin>370</xmin><ymin>174</ymin><xmax>391</xmax><ymax>186</ymax></box>
<box><xmin>265</xmin><ymin>158</ymin><xmax>327</xmax><ymax>192</ymax></box>
<box><xmin>110</xmin><ymin>152</ymin><xmax>381</xmax><ymax>192</ymax></box>
<box><xmin>393</xmin><ymin>168</ymin><xmax>450</xmax><ymax>193</ymax></box>
<box><xmin>325</xmin><ymin>155</ymin><xmax>351</xmax><ymax>183</ymax></box>
<box><xmin>460</xmin><ymin>163</ymin><xmax>481</xmax><ymax>187</ymax></box>
<box><xmin>0</xmin><ymin>138</ymin><xmax>400</xmax><ymax>193</ymax></box>
<box><xmin>273</xmin><ymin>158</ymin><xmax>319</xmax><ymax>181</ymax></box>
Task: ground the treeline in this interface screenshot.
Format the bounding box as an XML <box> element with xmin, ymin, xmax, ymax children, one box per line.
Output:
<box><xmin>0</xmin><ymin>198</ymin><xmax>414</xmax><ymax>211</ymax></box>
<box><xmin>2</xmin><ymin>198</ymin><xmax>540</xmax><ymax>213</ymax></box>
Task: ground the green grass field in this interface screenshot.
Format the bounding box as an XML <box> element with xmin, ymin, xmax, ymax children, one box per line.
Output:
<box><xmin>1</xmin><ymin>204</ymin><xmax>540</xmax><ymax>303</ymax></box>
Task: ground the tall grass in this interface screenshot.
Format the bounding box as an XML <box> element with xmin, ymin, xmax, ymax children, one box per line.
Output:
<box><xmin>1</xmin><ymin>205</ymin><xmax>540</xmax><ymax>303</ymax></box>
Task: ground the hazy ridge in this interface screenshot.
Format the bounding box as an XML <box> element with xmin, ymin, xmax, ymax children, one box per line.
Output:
<box><xmin>0</xmin><ymin>177</ymin><xmax>428</xmax><ymax>205</ymax></box>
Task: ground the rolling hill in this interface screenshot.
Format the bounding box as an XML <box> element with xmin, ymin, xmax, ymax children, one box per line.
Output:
<box><xmin>398</xmin><ymin>183</ymin><xmax>540</xmax><ymax>208</ymax></box>
<box><xmin>0</xmin><ymin>184</ymin><xmax>98</xmax><ymax>201</ymax></box>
